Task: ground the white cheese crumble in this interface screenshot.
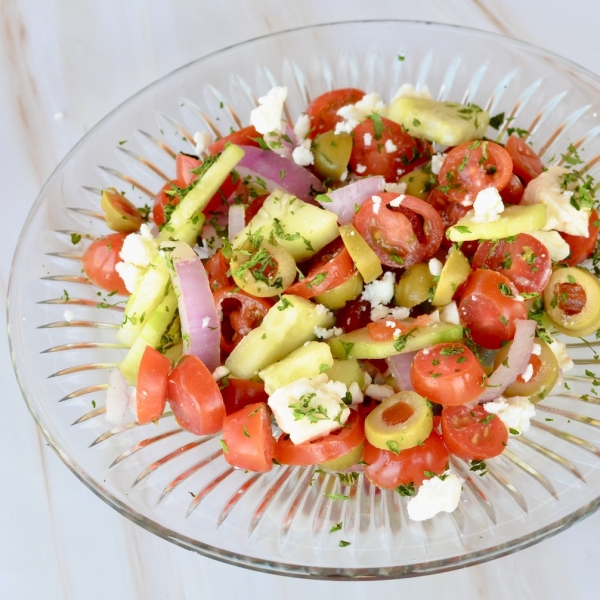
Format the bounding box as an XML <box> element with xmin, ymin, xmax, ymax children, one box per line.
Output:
<box><xmin>532</xmin><ymin>343</ymin><xmax>542</xmax><ymax>356</ymax></box>
<box><xmin>471</xmin><ymin>187</ymin><xmax>505</xmax><ymax>223</ymax></box>
<box><xmin>392</xmin><ymin>83</ymin><xmax>433</xmax><ymax>100</ymax></box>
<box><xmin>384</xmin><ymin>181</ymin><xmax>408</xmax><ymax>194</ymax></box>
<box><xmin>431</xmin><ymin>153</ymin><xmax>446</xmax><ymax>175</ymax></box>
<box><xmin>385</xmin><ymin>139</ymin><xmax>398</xmax><ymax>153</ymax></box>
<box><xmin>363</xmin><ymin>132</ymin><xmax>373</xmax><ymax>147</ymax></box>
<box><xmin>520</xmin><ymin>363</ymin><xmax>534</xmax><ymax>383</ymax></box>
<box><xmin>115</xmin><ymin>224</ymin><xmax>159</xmax><ymax>294</ymax></box>
<box><xmin>293</xmin><ymin>113</ymin><xmax>311</xmax><ymax>140</ymax></box>
<box><xmin>250</xmin><ymin>86</ymin><xmax>288</xmax><ymax>134</ymax></box>
<box><xmin>389</xmin><ymin>194</ymin><xmax>405</xmax><ymax>207</ymax></box>
<box><xmin>549</xmin><ymin>337</ymin><xmax>574</xmax><ymax>372</ymax></box>
<box><xmin>428</xmin><ymin>258</ymin><xmax>443</xmax><ymax>277</ymax></box>
<box><xmin>334</xmin><ymin>92</ymin><xmax>388</xmax><ymax>134</ymax></box>
<box><xmin>439</xmin><ymin>301</ymin><xmax>461</xmax><ymax>325</ymax></box>
<box><xmin>371</xmin><ymin>194</ymin><xmax>382</xmax><ymax>213</ymax></box>
<box><xmin>370</xmin><ymin>304</ymin><xmax>411</xmax><ymax>322</ymax></box>
<box><xmin>292</xmin><ymin>139</ymin><xmax>314</xmax><ymax>166</ymax></box>
<box><xmin>313</xmin><ymin>325</ymin><xmax>343</xmax><ymax>339</ymax></box>
<box><xmin>347</xmin><ymin>382</ymin><xmax>364</xmax><ymax>406</ymax></box>
<box><xmin>527</xmin><ymin>230</ymin><xmax>570</xmax><ymax>262</ymax></box>
<box><xmin>483</xmin><ymin>395</ymin><xmax>536</xmax><ymax>436</ymax></box>
<box><xmin>365</xmin><ymin>383</ymin><xmax>395</xmax><ymax>400</ymax></box>
<box><xmin>361</xmin><ymin>271</ymin><xmax>396</xmax><ymax>307</ymax></box>
<box><xmin>267</xmin><ymin>374</ymin><xmax>350</xmax><ymax>444</ymax></box>
<box><xmin>212</xmin><ymin>366</ymin><xmax>230</xmax><ymax>381</ymax></box>
<box><xmin>63</xmin><ymin>310</ymin><xmax>74</xmax><ymax>323</ymax></box>
<box><xmin>356</xmin><ymin>163</ymin><xmax>367</xmax><ymax>174</ymax></box>
<box><xmin>315</xmin><ymin>303</ymin><xmax>335</xmax><ymax>318</ymax></box>
<box><xmin>522</xmin><ymin>166</ymin><xmax>590</xmax><ymax>237</ymax></box>
<box><xmin>193</xmin><ymin>131</ymin><xmax>214</xmax><ymax>155</ymax></box>
<box><xmin>407</xmin><ymin>471</ymin><xmax>463</xmax><ymax>521</ymax></box>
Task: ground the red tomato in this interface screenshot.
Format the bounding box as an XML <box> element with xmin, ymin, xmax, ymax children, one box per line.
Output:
<box><xmin>167</xmin><ymin>355</ymin><xmax>226</xmax><ymax>435</ymax></box>
<box><xmin>349</xmin><ymin>116</ymin><xmax>431</xmax><ymax>181</ymax></box>
<box><xmin>367</xmin><ymin>314</ymin><xmax>431</xmax><ymax>341</ymax></box>
<box><xmin>205</xmin><ymin>250</ymin><xmax>232</xmax><ymax>292</ymax></box>
<box><xmin>471</xmin><ymin>233</ymin><xmax>552</xmax><ymax>293</ymax></box>
<box><xmin>244</xmin><ymin>193</ymin><xmax>269</xmax><ymax>224</ymax></box>
<box><xmin>273</xmin><ymin>410</ymin><xmax>365</xmax><ymax>466</ymax></box>
<box><xmin>363</xmin><ymin>431</ymin><xmax>450</xmax><ymax>489</ymax></box>
<box><xmin>287</xmin><ymin>246</ymin><xmax>355</xmax><ymax>299</ymax></box>
<box><xmin>441</xmin><ymin>404</ymin><xmax>508</xmax><ymax>460</ymax></box>
<box><xmin>213</xmin><ymin>286</ymin><xmax>273</xmax><ymax>354</ymax></box>
<box><xmin>410</xmin><ymin>343</ymin><xmax>487</xmax><ymax>406</ymax></box>
<box><xmin>81</xmin><ymin>232</ymin><xmax>129</xmax><ymax>296</ymax></box>
<box><xmin>335</xmin><ymin>298</ymin><xmax>373</xmax><ymax>333</ymax></box>
<box><xmin>437</xmin><ymin>140</ymin><xmax>513</xmax><ymax>203</ymax></box>
<box><xmin>222</xmin><ymin>403</ymin><xmax>275</xmax><ymax>472</ymax></box>
<box><xmin>559</xmin><ymin>210</ymin><xmax>600</xmax><ymax>266</ymax></box>
<box><xmin>221</xmin><ymin>379</ymin><xmax>269</xmax><ymax>415</ymax></box>
<box><xmin>136</xmin><ymin>346</ymin><xmax>171</xmax><ymax>425</ymax></box>
<box><xmin>305</xmin><ymin>88</ymin><xmax>365</xmax><ymax>138</ymax></box>
<box><xmin>353</xmin><ymin>193</ymin><xmax>444</xmax><ymax>267</ymax></box>
<box><xmin>499</xmin><ymin>173</ymin><xmax>524</xmax><ymax>205</ymax></box>
<box><xmin>175</xmin><ymin>153</ymin><xmax>201</xmax><ymax>186</ymax></box>
<box><xmin>505</xmin><ymin>135</ymin><xmax>543</xmax><ymax>184</ymax></box>
<box><xmin>207</xmin><ymin>125</ymin><xmax>261</xmax><ymax>155</ymax></box>
<box><xmin>458</xmin><ymin>269</ymin><xmax>528</xmax><ymax>349</ymax></box>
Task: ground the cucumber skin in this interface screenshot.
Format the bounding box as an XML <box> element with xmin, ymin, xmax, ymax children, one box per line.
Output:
<box><xmin>328</xmin><ymin>322</ymin><xmax>463</xmax><ymax>360</ymax></box>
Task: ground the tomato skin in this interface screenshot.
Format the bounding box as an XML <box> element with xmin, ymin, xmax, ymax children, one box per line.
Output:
<box><xmin>349</xmin><ymin>117</ymin><xmax>431</xmax><ymax>181</ymax></box>
<box><xmin>367</xmin><ymin>314</ymin><xmax>431</xmax><ymax>341</ymax></box>
<box><xmin>410</xmin><ymin>343</ymin><xmax>487</xmax><ymax>406</ymax></box>
<box><xmin>136</xmin><ymin>346</ymin><xmax>171</xmax><ymax>425</ymax></box>
<box><xmin>306</xmin><ymin>88</ymin><xmax>365</xmax><ymax>138</ymax></box>
<box><xmin>335</xmin><ymin>298</ymin><xmax>373</xmax><ymax>333</ymax></box>
<box><xmin>81</xmin><ymin>232</ymin><xmax>129</xmax><ymax>296</ymax></box>
<box><xmin>363</xmin><ymin>431</ymin><xmax>450</xmax><ymax>489</ymax></box>
<box><xmin>273</xmin><ymin>410</ymin><xmax>365</xmax><ymax>466</ymax></box>
<box><xmin>207</xmin><ymin>125</ymin><xmax>260</xmax><ymax>155</ymax></box>
<box><xmin>438</xmin><ymin>141</ymin><xmax>513</xmax><ymax>203</ymax></box>
<box><xmin>471</xmin><ymin>233</ymin><xmax>552</xmax><ymax>293</ymax></box>
<box><xmin>205</xmin><ymin>250</ymin><xmax>232</xmax><ymax>292</ymax></box>
<box><xmin>458</xmin><ymin>269</ymin><xmax>528</xmax><ymax>349</ymax></box>
<box><xmin>559</xmin><ymin>210</ymin><xmax>600</xmax><ymax>266</ymax></box>
<box><xmin>244</xmin><ymin>193</ymin><xmax>269</xmax><ymax>224</ymax></box>
<box><xmin>500</xmin><ymin>173</ymin><xmax>524</xmax><ymax>205</ymax></box>
<box><xmin>221</xmin><ymin>379</ymin><xmax>269</xmax><ymax>415</ymax></box>
<box><xmin>222</xmin><ymin>403</ymin><xmax>275</xmax><ymax>472</ymax></box>
<box><xmin>167</xmin><ymin>355</ymin><xmax>226</xmax><ymax>435</ymax></box>
<box><xmin>353</xmin><ymin>192</ymin><xmax>444</xmax><ymax>267</ymax></box>
<box><xmin>505</xmin><ymin>135</ymin><xmax>543</xmax><ymax>184</ymax></box>
<box><xmin>152</xmin><ymin>181</ymin><xmax>180</xmax><ymax>227</ymax></box>
<box><xmin>213</xmin><ymin>286</ymin><xmax>272</xmax><ymax>354</ymax></box>
<box><xmin>176</xmin><ymin>153</ymin><xmax>201</xmax><ymax>186</ymax></box>
<box><xmin>441</xmin><ymin>404</ymin><xmax>508</xmax><ymax>460</ymax></box>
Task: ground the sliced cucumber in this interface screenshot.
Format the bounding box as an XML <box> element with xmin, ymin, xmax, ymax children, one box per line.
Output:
<box><xmin>388</xmin><ymin>97</ymin><xmax>490</xmax><ymax>146</ymax></box>
<box><xmin>446</xmin><ymin>204</ymin><xmax>547</xmax><ymax>242</ymax></box>
<box><xmin>328</xmin><ymin>321</ymin><xmax>463</xmax><ymax>360</ymax></box>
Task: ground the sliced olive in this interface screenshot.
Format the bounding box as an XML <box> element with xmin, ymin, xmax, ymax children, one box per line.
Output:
<box><xmin>320</xmin><ymin>443</ymin><xmax>364</xmax><ymax>471</ymax></box>
<box><xmin>365</xmin><ymin>391</ymin><xmax>433</xmax><ymax>451</ymax></box>
<box><xmin>543</xmin><ymin>267</ymin><xmax>600</xmax><ymax>337</ymax></box>
<box><xmin>494</xmin><ymin>337</ymin><xmax>559</xmax><ymax>403</ymax></box>
<box><xmin>339</xmin><ymin>223</ymin><xmax>383</xmax><ymax>283</ymax></box>
<box><xmin>431</xmin><ymin>246</ymin><xmax>471</xmax><ymax>307</ymax></box>
<box><xmin>394</xmin><ymin>262</ymin><xmax>434</xmax><ymax>308</ymax></box>
<box><xmin>312</xmin><ymin>131</ymin><xmax>353</xmax><ymax>181</ymax></box>
<box><xmin>100</xmin><ymin>187</ymin><xmax>143</xmax><ymax>232</ymax></box>
<box><xmin>398</xmin><ymin>167</ymin><xmax>436</xmax><ymax>200</ymax></box>
<box><xmin>230</xmin><ymin>239</ymin><xmax>296</xmax><ymax>297</ymax></box>
<box><xmin>314</xmin><ymin>270</ymin><xmax>363</xmax><ymax>310</ymax></box>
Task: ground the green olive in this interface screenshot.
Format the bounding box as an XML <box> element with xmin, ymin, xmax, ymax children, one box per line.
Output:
<box><xmin>315</xmin><ymin>271</ymin><xmax>363</xmax><ymax>310</ymax></box>
<box><xmin>100</xmin><ymin>187</ymin><xmax>143</xmax><ymax>232</ymax></box>
<box><xmin>394</xmin><ymin>262</ymin><xmax>434</xmax><ymax>308</ymax></box>
<box><xmin>493</xmin><ymin>337</ymin><xmax>559</xmax><ymax>403</ymax></box>
<box><xmin>398</xmin><ymin>167</ymin><xmax>436</xmax><ymax>200</ymax></box>
<box><xmin>543</xmin><ymin>266</ymin><xmax>600</xmax><ymax>337</ymax></box>
<box><xmin>431</xmin><ymin>246</ymin><xmax>471</xmax><ymax>306</ymax></box>
<box><xmin>312</xmin><ymin>131</ymin><xmax>353</xmax><ymax>181</ymax></box>
<box><xmin>320</xmin><ymin>443</ymin><xmax>364</xmax><ymax>471</ymax></box>
<box><xmin>230</xmin><ymin>240</ymin><xmax>296</xmax><ymax>297</ymax></box>
<box><xmin>339</xmin><ymin>223</ymin><xmax>383</xmax><ymax>283</ymax></box>
<box><xmin>365</xmin><ymin>391</ymin><xmax>433</xmax><ymax>451</ymax></box>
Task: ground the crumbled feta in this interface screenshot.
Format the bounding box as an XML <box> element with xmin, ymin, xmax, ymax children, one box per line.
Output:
<box><xmin>313</xmin><ymin>325</ymin><xmax>343</xmax><ymax>339</ymax></box>
<box><xmin>522</xmin><ymin>166</ymin><xmax>590</xmax><ymax>237</ymax></box>
<box><xmin>483</xmin><ymin>395</ymin><xmax>536</xmax><ymax>435</ymax></box>
<box><xmin>63</xmin><ymin>310</ymin><xmax>74</xmax><ymax>323</ymax></box>
<box><xmin>250</xmin><ymin>86</ymin><xmax>288</xmax><ymax>134</ymax></box>
<box><xmin>384</xmin><ymin>181</ymin><xmax>408</xmax><ymax>194</ymax></box>
<box><xmin>370</xmin><ymin>304</ymin><xmax>391</xmax><ymax>321</ymax></box>
<box><xmin>549</xmin><ymin>337</ymin><xmax>574</xmax><ymax>372</ymax></box>
<box><xmin>520</xmin><ymin>363</ymin><xmax>534</xmax><ymax>383</ymax></box>
<box><xmin>389</xmin><ymin>194</ymin><xmax>405</xmax><ymax>207</ymax></box>
<box><xmin>335</xmin><ymin>92</ymin><xmax>388</xmax><ymax>134</ymax></box>
<box><xmin>431</xmin><ymin>153</ymin><xmax>446</xmax><ymax>175</ymax></box>
<box><xmin>267</xmin><ymin>374</ymin><xmax>350</xmax><ymax>444</ymax></box>
<box><xmin>361</xmin><ymin>271</ymin><xmax>396</xmax><ymax>307</ymax></box>
<box><xmin>347</xmin><ymin>382</ymin><xmax>364</xmax><ymax>406</ymax></box>
<box><xmin>365</xmin><ymin>384</ymin><xmax>395</xmax><ymax>401</ymax></box>
<box><xmin>385</xmin><ymin>139</ymin><xmax>398</xmax><ymax>153</ymax></box>
<box><xmin>532</xmin><ymin>343</ymin><xmax>542</xmax><ymax>356</ymax></box>
<box><xmin>527</xmin><ymin>230</ymin><xmax>570</xmax><ymax>262</ymax></box>
<box><xmin>339</xmin><ymin>170</ymin><xmax>348</xmax><ymax>182</ymax></box>
<box><xmin>407</xmin><ymin>471</ymin><xmax>463</xmax><ymax>521</ymax></box>
<box><xmin>212</xmin><ymin>366</ymin><xmax>230</xmax><ymax>381</ymax></box>
<box><xmin>292</xmin><ymin>139</ymin><xmax>314</xmax><ymax>166</ymax></box>
<box><xmin>115</xmin><ymin>224</ymin><xmax>159</xmax><ymax>293</ymax></box>
<box><xmin>428</xmin><ymin>258</ymin><xmax>443</xmax><ymax>277</ymax></box>
<box><xmin>315</xmin><ymin>303</ymin><xmax>335</xmax><ymax>318</ymax></box>
<box><xmin>439</xmin><ymin>301</ymin><xmax>461</xmax><ymax>325</ymax></box>
<box><xmin>293</xmin><ymin>113</ymin><xmax>311</xmax><ymax>140</ymax></box>
<box><xmin>356</xmin><ymin>163</ymin><xmax>367</xmax><ymax>175</ymax></box>
<box><xmin>363</xmin><ymin>132</ymin><xmax>373</xmax><ymax>147</ymax></box>
<box><xmin>371</xmin><ymin>194</ymin><xmax>382</xmax><ymax>213</ymax></box>
<box><xmin>392</xmin><ymin>83</ymin><xmax>433</xmax><ymax>100</ymax></box>
<box><xmin>471</xmin><ymin>187</ymin><xmax>505</xmax><ymax>223</ymax></box>
<box><xmin>193</xmin><ymin>131</ymin><xmax>214</xmax><ymax>155</ymax></box>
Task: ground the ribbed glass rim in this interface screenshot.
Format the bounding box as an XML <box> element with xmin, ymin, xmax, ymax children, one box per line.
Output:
<box><xmin>8</xmin><ymin>19</ymin><xmax>600</xmax><ymax>579</ymax></box>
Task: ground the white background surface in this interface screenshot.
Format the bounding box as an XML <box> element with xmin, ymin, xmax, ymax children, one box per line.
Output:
<box><xmin>3</xmin><ymin>1</ymin><xmax>600</xmax><ymax>598</ymax></box>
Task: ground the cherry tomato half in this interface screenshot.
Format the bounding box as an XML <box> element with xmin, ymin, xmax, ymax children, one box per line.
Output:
<box><xmin>305</xmin><ymin>88</ymin><xmax>365</xmax><ymax>138</ymax></box>
<box><xmin>441</xmin><ymin>404</ymin><xmax>508</xmax><ymax>460</ymax></box>
<box><xmin>353</xmin><ymin>192</ymin><xmax>444</xmax><ymax>268</ymax></box>
<box><xmin>505</xmin><ymin>135</ymin><xmax>543</xmax><ymax>184</ymax></box>
<box><xmin>559</xmin><ymin>210</ymin><xmax>600</xmax><ymax>266</ymax></box>
<box><xmin>207</xmin><ymin>125</ymin><xmax>261</xmax><ymax>155</ymax></box>
<box><xmin>221</xmin><ymin>379</ymin><xmax>269</xmax><ymax>415</ymax></box>
<box><xmin>363</xmin><ymin>431</ymin><xmax>450</xmax><ymax>489</ymax></box>
<box><xmin>81</xmin><ymin>232</ymin><xmax>129</xmax><ymax>296</ymax></box>
<box><xmin>176</xmin><ymin>153</ymin><xmax>201</xmax><ymax>186</ymax></box>
<box><xmin>136</xmin><ymin>346</ymin><xmax>171</xmax><ymax>425</ymax></box>
<box><xmin>410</xmin><ymin>342</ymin><xmax>487</xmax><ymax>406</ymax></box>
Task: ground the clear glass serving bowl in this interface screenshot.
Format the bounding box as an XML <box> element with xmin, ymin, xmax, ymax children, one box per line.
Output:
<box><xmin>8</xmin><ymin>20</ymin><xmax>600</xmax><ymax>579</ymax></box>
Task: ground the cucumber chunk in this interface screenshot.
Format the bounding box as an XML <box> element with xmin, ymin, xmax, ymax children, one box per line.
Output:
<box><xmin>388</xmin><ymin>97</ymin><xmax>490</xmax><ymax>146</ymax></box>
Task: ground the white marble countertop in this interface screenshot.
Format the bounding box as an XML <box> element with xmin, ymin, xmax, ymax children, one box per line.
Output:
<box><xmin>3</xmin><ymin>1</ymin><xmax>600</xmax><ymax>598</ymax></box>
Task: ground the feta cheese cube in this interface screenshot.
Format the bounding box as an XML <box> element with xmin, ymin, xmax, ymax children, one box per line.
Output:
<box><xmin>471</xmin><ymin>187</ymin><xmax>505</xmax><ymax>223</ymax></box>
<box><xmin>361</xmin><ymin>271</ymin><xmax>395</xmax><ymax>307</ymax></box>
<box><xmin>527</xmin><ymin>230</ymin><xmax>570</xmax><ymax>262</ymax></box>
<box><xmin>292</xmin><ymin>139</ymin><xmax>314</xmax><ymax>166</ymax></box>
<box><xmin>407</xmin><ymin>471</ymin><xmax>463</xmax><ymax>521</ymax></box>
<box><xmin>293</xmin><ymin>113</ymin><xmax>311</xmax><ymax>141</ymax></box>
<box><xmin>431</xmin><ymin>153</ymin><xmax>446</xmax><ymax>175</ymax></box>
<box><xmin>392</xmin><ymin>83</ymin><xmax>433</xmax><ymax>101</ymax></box>
<box><xmin>334</xmin><ymin>92</ymin><xmax>388</xmax><ymax>134</ymax></box>
<box><xmin>250</xmin><ymin>86</ymin><xmax>288</xmax><ymax>134</ymax></box>
<box><xmin>483</xmin><ymin>395</ymin><xmax>536</xmax><ymax>435</ymax></box>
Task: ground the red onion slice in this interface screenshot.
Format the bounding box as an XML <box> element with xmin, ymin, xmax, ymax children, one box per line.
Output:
<box><xmin>318</xmin><ymin>176</ymin><xmax>385</xmax><ymax>224</ymax></box>
<box><xmin>228</xmin><ymin>204</ymin><xmax>246</xmax><ymax>241</ymax></box>
<box><xmin>106</xmin><ymin>368</ymin><xmax>131</xmax><ymax>425</ymax></box>
<box><xmin>236</xmin><ymin>145</ymin><xmax>323</xmax><ymax>202</ymax></box>
<box><xmin>387</xmin><ymin>351</ymin><xmax>418</xmax><ymax>392</ymax></box>
<box><xmin>161</xmin><ymin>241</ymin><xmax>221</xmax><ymax>371</ymax></box>
<box><xmin>476</xmin><ymin>319</ymin><xmax>537</xmax><ymax>403</ymax></box>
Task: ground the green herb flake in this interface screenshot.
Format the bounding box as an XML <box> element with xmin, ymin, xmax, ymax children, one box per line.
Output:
<box><xmin>220</xmin><ymin>439</ymin><xmax>229</xmax><ymax>454</ymax></box>
<box><xmin>330</xmin><ymin>522</ymin><xmax>343</xmax><ymax>533</ymax></box>
<box><xmin>338</xmin><ymin>540</ymin><xmax>351</xmax><ymax>547</ymax></box>
<box><xmin>386</xmin><ymin>440</ymin><xmax>400</xmax><ymax>455</ymax></box>
<box><xmin>395</xmin><ymin>483</ymin><xmax>415</xmax><ymax>497</ymax></box>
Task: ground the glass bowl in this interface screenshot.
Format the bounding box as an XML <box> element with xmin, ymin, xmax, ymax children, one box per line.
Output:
<box><xmin>8</xmin><ymin>20</ymin><xmax>600</xmax><ymax>579</ymax></box>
